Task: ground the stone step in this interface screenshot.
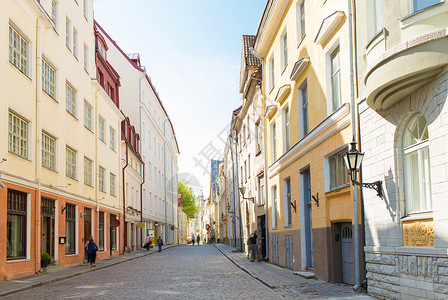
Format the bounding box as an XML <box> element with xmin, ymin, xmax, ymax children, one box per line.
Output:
<box><xmin>293</xmin><ymin>271</ymin><xmax>316</xmax><ymax>279</ymax></box>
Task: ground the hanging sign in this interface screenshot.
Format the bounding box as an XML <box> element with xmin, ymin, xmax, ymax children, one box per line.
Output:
<box><xmin>136</xmin><ymin>222</ymin><xmax>145</xmax><ymax>228</ymax></box>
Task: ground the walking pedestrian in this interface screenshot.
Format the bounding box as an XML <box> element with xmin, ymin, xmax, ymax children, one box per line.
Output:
<box><xmin>86</xmin><ymin>236</ymin><xmax>98</xmax><ymax>267</ymax></box>
<box><xmin>145</xmin><ymin>234</ymin><xmax>152</xmax><ymax>250</ymax></box>
<box><xmin>157</xmin><ymin>236</ymin><xmax>163</xmax><ymax>252</ymax></box>
<box><xmin>248</xmin><ymin>230</ymin><xmax>259</xmax><ymax>262</ymax></box>
<box><xmin>192</xmin><ymin>234</ymin><xmax>195</xmax><ymax>246</ymax></box>
<box><xmin>196</xmin><ymin>235</ymin><xmax>200</xmax><ymax>245</ymax></box>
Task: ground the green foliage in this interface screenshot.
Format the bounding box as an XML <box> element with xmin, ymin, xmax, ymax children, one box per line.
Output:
<box><xmin>41</xmin><ymin>252</ymin><xmax>50</xmax><ymax>260</ymax></box>
<box><xmin>178</xmin><ymin>180</ymin><xmax>199</xmax><ymax>220</ymax></box>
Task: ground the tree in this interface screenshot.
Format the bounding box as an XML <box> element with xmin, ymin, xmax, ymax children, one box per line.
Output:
<box><xmin>178</xmin><ymin>180</ymin><xmax>199</xmax><ymax>220</ymax></box>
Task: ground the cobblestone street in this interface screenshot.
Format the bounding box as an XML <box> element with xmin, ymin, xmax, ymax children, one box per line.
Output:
<box><xmin>1</xmin><ymin>245</ymin><xmax>376</xmax><ymax>300</ymax></box>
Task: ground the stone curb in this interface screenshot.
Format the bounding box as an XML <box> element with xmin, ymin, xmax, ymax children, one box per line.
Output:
<box><xmin>213</xmin><ymin>244</ymin><xmax>278</xmax><ymax>289</ymax></box>
<box><xmin>0</xmin><ymin>245</ymin><xmax>179</xmax><ymax>298</ymax></box>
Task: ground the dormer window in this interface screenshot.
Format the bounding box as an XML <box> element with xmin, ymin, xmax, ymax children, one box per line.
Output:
<box><xmin>98</xmin><ymin>41</ymin><xmax>106</xmax><ymax>60</ymax></box>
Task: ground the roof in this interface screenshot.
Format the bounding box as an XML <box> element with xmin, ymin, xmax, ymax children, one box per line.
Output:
<box><xmin>242</xmin><ymin>35</ymin><xmax>261</xmax><ymax>66</ymax></box>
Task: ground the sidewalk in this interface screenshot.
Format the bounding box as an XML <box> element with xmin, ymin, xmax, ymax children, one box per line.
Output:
<box><xmin>0</xmin><ymin>244</ymin><xmax>178</xmax><ymax>298</ymax></box>
<box><xmin>214</xmin><ymin>243</ymin><xmax>376</xmax><ymax>300</ymax></box>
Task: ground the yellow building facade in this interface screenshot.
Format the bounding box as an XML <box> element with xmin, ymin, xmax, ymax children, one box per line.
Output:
<box><xmin>254</xmin><ymin>0</ymin><xmax>363</xmax><ymax>283</ymax></box>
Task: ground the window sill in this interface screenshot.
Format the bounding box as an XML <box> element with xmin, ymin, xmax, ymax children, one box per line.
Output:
<box><xmin>297</xmin><ymin>34</ymin><xmax>306</xmax><ymax>49</ymax></box>
<box><xmin>43</xmin><ymin>90</ymin><xmax>58</xmax><ymax>103</ymax></box>
<box><xmin>255</xmin><ymin>150</ymin><xmax>262</xmax><ymax>157</ymax></box>
<box><xmin>258</xmin><ymin>204</ymin><xmax>265</xmax><ymax>207</ymax></box>
<box><xmin>281</xmin><ymin>65</ymin><xmax>288</xmax><ymax>76</ymax></box>
<box><xmin>66</xmin><ymin>111</ymin><xmax>78</xmax><ymax>121</ymax></box>
<box><xmin>6</xmin><ymin>258</ymin><xmax>29</xmax><ymax>263</ymax></box>
<box><xmin>8</xmin><ymin>151</ymin><xmax>32</xmax><ymax>163</ymax></box>
<box><xmin>284</xmin><ymin>225</ymin><xmax>292</xmax><ymax>228</ymax></box>
<box><xmin>401</xmin><ymin>210</ymin><xmax>433</xmax><ymax>222</ymax></box>
<box><xmin>65</xmin><ymin>254</ymin><xmax>78</xmax><ymax>257</ymax></box>
<box><xmin>84</xmin><ymin>126</ymin><xmax>94</xmax><ymax>134</ymax></box>
<box><xmin>9</xmin><ymin>62</ymin><xmax>32</xmax><ymax>81</ymax></box>
<box><xmin>66</xmin><ymin>176</ymin><xmax>78</xmax><ymax>182</ymax></box>
<box><xmin>42</xmin><ymin>166</ymin><xmax>57</xmax><ymax>173</ymax></box>
<box><xmin>272</xmin><ymin>227</ymin><xmax>278</xmax><ymax>230</ymax></box>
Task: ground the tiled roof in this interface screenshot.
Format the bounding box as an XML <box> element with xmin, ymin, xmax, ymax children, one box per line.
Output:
<box><xmin>242</xmin><ymin>35</ymin><xmax>261</xmax><ymax>67</ymax></box>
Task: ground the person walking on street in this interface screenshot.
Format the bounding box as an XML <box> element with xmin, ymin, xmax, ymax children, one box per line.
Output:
<box><xmin>192</xmin><ymin>234</ymin><xmax>195</xmax><ymax>246</ymax></box>
<box><xmin>86</xmin><ymin>236</ymin><xmax>98</xmax><ymax>267</ymax></box>
<box><xmin>157</xmin><ymin>236</ymin><xmax>163</xmax><ymax>252</ymax></box>
<box><xmin>248</xmin><ymin>230</ymin><xmax>259</xmax><ymax>262</ymax></box>
<box><xmin>145</xmin><ymin>234</ymin><xmax>152</xmax><ymax>250</ymax></box>
<box><xmin>196</xmin><ymin>235</ymin><xmax>200</xmax><ymax>245</ymax></box>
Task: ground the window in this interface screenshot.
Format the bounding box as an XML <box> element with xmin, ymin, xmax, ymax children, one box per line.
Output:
<box><xmin>148</xmin><ymin>130</ymin><xmax>151</xmax><ymax>148</ymax></box>
<box><xmin>83</xmin><ymin>101</ymin><xmax>92</xmax><ymax>130</ymax></box>
<box><xmin>148</xmin><ymin>162</ymin><xmax>152</xmax><ymax>180</ymax></box>
<box><xmin>110</xmin><ymin>173</ymin><xmax>116</xmax><ymax>196</ymax></box>
<box><xmin>244</xmin><ymin>161</ymin><xmax>247</xmax><ymax>182</ymax></box>
<box><xmin>83</xmin><ymin>0</ymin><xmax>88</xmax><ymax>19</ymax></box>
<box><xmin>98</xmin><ymin>167</ymin><xmax>105</xmax><ymax>192</ymax></box>
<box><xmin>98</xmin><ymin>212</ymin><xmax>104</xmax><ymax>251</ymax></box>
<box><xmin>248</xmin><ymin>155</ymin><xmax>251</xmax><ymax>178</ymax></box>
<box><xmin>8</xmin><ymin>111</ymin><xmax>28</xmax><ymax>158</ymax></box>
<box><xmin>242</xmin><ymin>125</ymin><xmax>246</xmax><ymax>144</ymax></box>
<box><xmin>299</xmin><ymin>83</ymin><xmax>308</xmax><ymax>138</ymax></box>
<box><xmin>258</xmin><ymin>176</ymin><xmax>265</xmax><ymax>205</ymax></box>
<box><xmin>281</xmin><ymin>31</ymin><xmax>288</xmax><ymax>71</ymax></box>
<box><xmin>65</xmin><ymin>203</ymin><xmax>76</xmax><ymax>254</ymax></box>
<box><xmin>66</xmin><ymin>82</ymin><xmax>76</xmax><ymax>116</ymax></box>
<box><xmin>410</xmin><ymin>0</ymin><xmax>441</xmax><ymax>13</ymax></box>
<box><xmin>9</xmin><ymin>25</ymin><xmax>28</xmax><ymax>75</ymax></box>
<box><xmin>367</xmin><ymin>0</ymin><xmax>384</xmax><ymax>38</ymax></box>
<box><xmin>331</xmin><ymin>47</ymin><xmax>341</xmax><ymax>111</ymax></box>
<box><xmin>66</xmin><ymin>146</ymin><xmax>76</xmax><ymax>179</ymax></box>
<box><xmin>110</xmin><ymin>214</ymin><xmax>117</xmax><ymax>250</ymax></box>
<box><xmin>329</xmin><ymin>149</ymin><xmax>349</xmax><ymax>190</ymax></box>
<box><xmin>297</xmin><ymin>1</ymin><xmax>305</xmax><ymax>42</ymax></box>
<box><xmin>66</xmin><ymin>18</ymin><xmax>71</xmax><ymax>50</ymax></box>
<box><xmin>269</xmin><ymin>56</ymin><xmax>275</xmax><ymax>91</ymax></box>
<box><xmin>98</xmin><ymin>117</ymin><xmax>105</xmax><ymax>142</ymax></box>
<box><xmin>7</xmin><ymin>189</ymin><xmax>27</xmax><ymax>259</ymax></box>
<box><xmin>154</xmin><ymin>167</ymin><xmax>157</xmax><ymax>184</ymax></box>
<box><xmin>271</xmin><ymin>122</ymin><xmax>277</xmax><ymax>162</ymax></box>
<box><xmin>83</xmin><ymin>44</ymin><xmax>88</xmax><ymax>72</ymax></box>
<box><xmin>284</xmin><ymin>178</ymin><xmax>292</xmax><ymax>227</ymax></box>
<box><xmin>42</xmin><ymin>59</ymin><xmax>56</xmax><ymax>99</ymax></box>
<box><xmin>109</xmin><ymin>127</ymin><xmax>115</xmax><ymax>150</ymax></box>
<box><xmin>255</xmin><ymin>121</ymin><xmax>261</xmax><ymax>153</ymax></box>
<box><xmin>51</xmin><ymin>0</ymin><xmax>57</xmax><ymax>24</ymax></box>
<box><xmin>403</xmin><ymin>115</ymin><xmax>432</xmax><ymax>213</ymax></box>
<box><xmin>72</xmin><ymin>27</ymin><xmax>78</xmax><ymax>58</ymax></box>
<box><xmin>84</xmin><ymin>157</ymin><xmax>92</xmax><ymax>186</ymax></box>
<box><xmin>283</xmin><ymin>106</ymin><xmax>290</xmax><ymax>152</ymax></box>
<box><xmin>272</xmin><ymin>185</ymin><xmax>278</xmax><ymax>228</ymax></box>
<box><xmin>42</xmin><ymin>132</ymin><xmax>56</xmax><ymax>170</ymax></box>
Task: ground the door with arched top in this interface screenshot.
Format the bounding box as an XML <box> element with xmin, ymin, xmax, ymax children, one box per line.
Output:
<box><xmin>341</xmin><ymin>223</ymin><xmax>354</xmax><ymax>284</ymax></box>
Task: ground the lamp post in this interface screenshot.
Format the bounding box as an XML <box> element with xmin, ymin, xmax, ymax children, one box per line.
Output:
<box><xmin>239</xmin><ymin>187</ymin><xmax>255</xmax><ymax>203</ymax></box>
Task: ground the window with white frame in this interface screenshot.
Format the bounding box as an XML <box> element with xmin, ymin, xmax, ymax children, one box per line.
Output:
<box><xmin>258</xmin><ymin>175</ymin><xmax>265</xmax><ymax>205</ymax></box>
<box><xmin>283</xmin><ymin>106</ymin><xmax>290</xmax><ymax>152</ymax></box>
<box><xmin>42</xmin><ymin>59</ymin><xmax>56</xmax><ymax>99</ymax></box>
<box><xmin>403</xmin><ymin>115</ymin><xmax>432</xmax><ymax>214</ymax></box>
<box><xmin>330</xmin><ymin>47</ymin><xmax>341</xmax><ymax>111</ymax></box>
<box><xmin>299</xmin><ymin>82</ymin><xmax>308</xmax><ymax>138</ymax></box>
<box><xmin>83</xmin><ymin>0</ymin><xmax>88</xmax><ymax>19</ymax></box>
<box><xmin>66</xmin><ymin>146</ymin><xmax>77</xmax><ymax>179</ymax></box>
<box><xmin>284</xmin><ymin>177</ymin><xmax>292</xmax><ymax>227</ymax></box>
<box><xmin>98</xmin><ymin>117</ymin><xmax>105</xmax><ymax>142</ymax></box>
<box><xmin>72</xmin><ymin>27</ymin><xmax>78</xmax><ymax>58</ymax></box>
<box><xmin>98</xmin><ymin>166</ymin><xmax>105</xmax><ymax>192</ymax></box>
<box><xmin>271</xmin><ymin>121</ymin><xmax>277</xmax><ymax>162</ymax></box>
<box><xmin>51</xmin><ymin>0</ymin><xmax>58</xmax><ymax>24</ymax></box>
<box><xmin>281</xmin><ymin>31</ymin><xmax>288</xmax><ymax>71</ymax></box>
<box><xmin>110</xmin><ymin>173</ymin><xmax>116</xmax><ymax>196</ymax></box>
<box><xmin>65</xmin><ymin>203</ymin><xmax>76</xmax><ymax>254</ymax></box>
<box><xmin>83</xmin><ymin>44</ymin><xmax>88</xmax><ymax>72</ymax></box>
<box><xmin>244</xmin><ymin>161</ymin><xmax>247</xmax><ymax>182</ymax></box>
<box><xmin>84</xmin><ymin>157</ymin><xmax>92</xmax><ymax>186</ymax></box>
<box><xmin>248</xmin><ymin>154</ymin><xmax>251</xmax><ymax>179</ymax></box>
<box><xmin>9</xmin><ymin>25</ymin><xmax>28</xmax><ymax>75</ymax></box>
<box><xmin>410</xmin><ymin>0</ymin><xmax>442</xmax><ymax>13</ymax></box>
<box><xmin>329</xmin><ymin>149</ymin><xmax>349</xmax><ymax>190</ymax></box>
<box><xmin>66</xmin><ymin>18</ymin><xmax>71</xmax><ymax>50</ymax></box>
<box><xmin>98</xmin><ymin>211</ymin><xmax>104</xmax><ymax>251</ymax></box>
<box><xmin>65</xmin><ymin>82</ymin><xmax>76</xmax><ymax>116</ymax></box>
<box><xmin>8</xmin><ymin>111</ymin><xmax>28</xmax><ymax>159</ymax></box>
<box><xmin>269</xmin><ymin>56</ymin><xmax>275</xmax><ymax>91</ymax></box>
<box><xmin>272</xmin><ymin>185</ymin><xmax>278</xmax><ymax>228</ymax></box>
<box><xmin>109</xmin><ymin>127</ymin><xmax>115</xmax><ymax>150</ymax></box>
<box><xmin>367</xmin><ymin>0</ymin><xmax>384</xmax><ymax>38</ymax></box>
<box><xmin>255</xmin><ymin>120</ymin><xmax>261</xmax><ymax>153</ymax></box>
<box><xmin>83</xmin><ymin>101</ymin><xmax>92</xmax><ymax>130</ymax></box>
<box><xmin>297</xmin><ymin>1</ymin><xmax>305</xmax><ymax>42</ymax></box>
<box><xmin>148</xmin><ymin>162</ymin><xmax>152</xmax><ymax>180</ymax></box>
<box><xmin>42</xmin><ymin>132</ymin><xmax>56</xmax><ymax>170</ymax></box>
<box><xmin>7</xmin><ymin>189</ymin><xmax>28</xmax><ymax>260</ymax></box>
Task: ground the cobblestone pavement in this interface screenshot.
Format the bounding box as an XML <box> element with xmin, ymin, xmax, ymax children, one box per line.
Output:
<box><xmin>2</xmin><ymin>245</ymin><xmax>280</xmax><ymax>300</ymax></box>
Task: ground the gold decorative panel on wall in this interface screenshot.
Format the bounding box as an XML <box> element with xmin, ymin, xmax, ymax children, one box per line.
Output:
<box><xmin>402</xmin><ymin>219</ymin><xmax>434</xmax><ymax>247</ymax></box>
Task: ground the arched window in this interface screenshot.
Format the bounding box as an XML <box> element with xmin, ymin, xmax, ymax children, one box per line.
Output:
<box><xmin>403</xmin><ymin>115</ymin><xmax>432</xmax><ymax>214</ymax></box>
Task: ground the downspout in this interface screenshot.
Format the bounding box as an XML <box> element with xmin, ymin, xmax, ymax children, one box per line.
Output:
<box><xmin>229</xmin><ymin>134</ymin><xmax>237</xmax><ymax>248</ymax></box>
<box><xmin>348</xmin><ymin>0</ymin><xmax>361</xmax><ymax>291</ymax></box>
<box><xmin>140</xmin><ymin>161</ymin><xmax>145</xmax><ymax>230</ymax></box>
<box><xmin>163</xmin><ymin>121</ymin><xmax>167</xmax><ymax>243</ymax></box>
<box><xmin>122</xmin><ymin>141</ymin><xmax>129</xmax><ymax>253</ymax></box>
<box><xmin>35</xmin><ymin>16</ymin><xmax>43</xmax><ymax>274</ymax></box>
<box><xmin>225</xmin><ymin>173</ymin><xmax>228</xmax><ymax>244</ymax></box>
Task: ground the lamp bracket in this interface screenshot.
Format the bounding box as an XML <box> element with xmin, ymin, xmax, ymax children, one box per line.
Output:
<box><xmin>61</xmin><ymin>205</ymin><xmax>67</xmax><ymax>215</ymax></box>
<box><xmin>312</xmin><ymin>193</ymin><xmax>319</xmax><ymax>207</ymax></box>
<box><xmin>289</xmin><ymin>200</ymin><xmax>297</xmax><ymax>213</ymax></box>
<box><xmin>242</xmin><ymin>196</ymin><xmax>255</xmax><ymax>203</ymax></box>
<box><xmin>353</xmin><ymin>180</ymin><xmax>383</xmax><ymax>197</ymax></box>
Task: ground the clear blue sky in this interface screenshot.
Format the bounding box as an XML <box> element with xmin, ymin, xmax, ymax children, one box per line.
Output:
<box><xmin>93</xmin><ymin>0</ymin><xmax>267</xmax><ymax>196</ymax></box>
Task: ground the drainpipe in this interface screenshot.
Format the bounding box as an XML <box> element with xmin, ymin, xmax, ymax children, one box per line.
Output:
<box><xmin>235</xmin><ymin>136</ymin><xmax>243</xmax><ymax>250</ymax></box>
<box><xmin>35</xmin><ymin>16</ymin><xmax>43</xmax><ymax>274</ymax></box>
<box><xmin>140</xmin><ymin>161</ymin><xmax>145</xmax><ymax>245</ymax></box>
<box><xmin>348</xmin><ymin>0</ymin><xmax>361</xmax><ymax>291</ymax></box>
<box><xmin>122</xmin><ymin>141</ymin><xmax>129</xmax><ymax>253</ymax></box>
<box><xmin>229</xmin><ymin>134</ymin><xmax>237</xmax><ymax>248</ymax></box>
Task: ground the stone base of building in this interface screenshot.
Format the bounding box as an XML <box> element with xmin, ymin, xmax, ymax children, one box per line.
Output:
<box><xmin>365</xmin><ymin>246</ymin><xmax>448</xmax><ymax>299</ymax></box>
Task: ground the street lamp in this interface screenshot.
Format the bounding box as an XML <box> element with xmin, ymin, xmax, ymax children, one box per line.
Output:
<box><xmin>343</xmin><ymin>138</ymin><xmax>383</xmax><ymax>197</ymax></box>
<box><xmin>238</xmin><ymin>186</ymin><xmax>255</xmax><ymax>203</ymax></box>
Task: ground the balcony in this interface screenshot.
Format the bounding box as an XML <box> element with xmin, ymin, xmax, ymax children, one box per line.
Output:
<box><xmin>364</xmin><ymin>3</ymin><xmax>448</xmax><ymax>111</ymax></box>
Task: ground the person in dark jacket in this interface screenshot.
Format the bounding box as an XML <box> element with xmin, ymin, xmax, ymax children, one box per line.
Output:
<box><xmin>86</xmin><ymin>236</ymin><xmax>98</xmax><ymax>267</ymax></box>
<box><xmin>157</xmin><ymin>236</ymin><xmax>163</xmax><ymax>252</ymax></box>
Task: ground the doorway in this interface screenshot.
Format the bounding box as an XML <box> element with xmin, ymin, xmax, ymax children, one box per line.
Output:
<box><xmin>302</xmin><ymin>167</ymin><xmax>313</xmax><ymax>269</ymax></box>
<box><xmin>83</xmin><ymin>208</ymin><xmax>92</xmax><ymax>260</ymax></box>
<box><xmin>285</xmin><ymin>235</ymin><xmax>293</xmax><ymax>269</ymax></box>
<box><xmin>41</xmin><ymin>198</ymin><xmax>55</xmax><ymax>262</ymax></box>
<box><xmin>257</xmin><ymin>215</ymin><xmax>266</xmax><ymax>259</ymax></box>
<box><xmin>341</xmin><ymin>223</ymin><xmax>354</xmax><ymax>284</ymax></box>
